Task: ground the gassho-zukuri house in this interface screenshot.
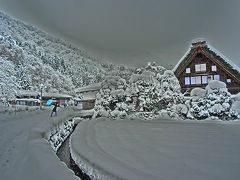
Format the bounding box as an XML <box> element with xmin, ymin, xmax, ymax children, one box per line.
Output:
<box><xmin>173</xmin><ymin>40</ymin><xmax>240</xmax><ymax>94</ymax></box>
<box><xmin>75</xmin><ymin>82</ymin><xmax>101</xmax><ymax>110</ymax></box>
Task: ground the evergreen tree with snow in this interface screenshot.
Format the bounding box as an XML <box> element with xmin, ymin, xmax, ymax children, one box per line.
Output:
<box><xmin>189</xmin><ymin>80</ymin><xmax>238</xmax><ymax>120</ymax></box>
<box><xmin>94</xmin><ymin>76</ymin><xmax>134</xmax><ymax>118</ymax></box>
<box><xmin>128</xmin><ymin>62</ymin><xmax>182</xmax><ymax>114</ymax></box>
<box><xmin>0</xmin><ymin>58</ymin><xmax>19</xmax><ymax>104</ymax></box>
<box><xmin>94</xmin><ymin>62</ymin><xmax>183</xmax><ymax>119</ymax></box>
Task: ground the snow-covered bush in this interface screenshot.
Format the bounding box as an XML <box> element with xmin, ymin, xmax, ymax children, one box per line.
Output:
<box><xmin>93</xmin><ymin>76</ymin><xmax>135</xmax><ymax>118</ymax></box>
<box><xmin>175</xmin><ymin>104</ymin><xmax>189</xmax><ymax>116</ymax></box>
<box><xmin>157</xmin><ymin>70</ymin><xmax>183</xmax><ymax>111</ymax></box>
<box><xmin>129</xmin><ymin>69</ymin><xmax>160</xmax><ymax>112</ymax></box>
<box><xmin>188</xmin><ymin>80</ymin><xmax>238</xmax><ymax>120</ymax></box>
<box><xmin>94</xmin><ymin>62</ymin><xmax>183</xmax><ymax>119</ymax></box>
<box><xmin>47</xmin><ymin>118</ymin><xmax>76</xmax><ymax>152</ymax></box>
<box><xmin>231</xmin><ymin>93</ymin><xmax>240</xmax><ymax>116</ymax></box>
<box><xmin>128</xmin><ymin>63</ymin><xmax>183</xmax><ymax>115</ymax></box>
<box><xmin>94</xmin><ymin>70</ymin><xmax>239</xmax><ymax>120</ymax></box>
<box><xmin>190</xmin><ymin>88</ymin><xmax>206</xmax><ymax>99</ymax></box>
<box><xmin>205</xmin><ymin>80</ymin><xmax>228</xmax><ymax>94</ymax></box>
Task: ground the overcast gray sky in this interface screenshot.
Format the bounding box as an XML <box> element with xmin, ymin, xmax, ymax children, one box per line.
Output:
<box><xmin>0</xmin><ymin>0</ymin><xmax>240</xmax><ymax>68</ymax></box>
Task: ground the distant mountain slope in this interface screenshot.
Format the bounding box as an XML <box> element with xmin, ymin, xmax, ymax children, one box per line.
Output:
<box><xmin>0</xmin><ymin>11</ymin><xmax>133</xmax><ymax>97</ymax></box>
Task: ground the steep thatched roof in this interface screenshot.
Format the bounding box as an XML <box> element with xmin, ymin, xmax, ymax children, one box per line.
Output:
<box><xmin>173</xmin><ymin>40</ymin><xmax>240</xmax><ymax>82</ymax></box>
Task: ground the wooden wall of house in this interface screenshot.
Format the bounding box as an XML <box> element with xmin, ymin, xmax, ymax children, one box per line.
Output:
<box><xmin>177</xmin><ymin>53</ymin><xmax>240</xmax><ymax>94</ymax></box>
<box><xmin>83</xmin><ymin>100</ymin><xmax>95</xmax><ymax>110</ymax></box>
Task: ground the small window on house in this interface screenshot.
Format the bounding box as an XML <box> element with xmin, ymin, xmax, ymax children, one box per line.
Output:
<box><xmin>214</xmin><ymin>74</ymin><xmax>220</xmax><ymax>80</ymax></box>
<box><xmin>184</xmin><ymin>77</ymin><xmax>190</xmax><ymax>85</ymax></box>
<box><xmin>191</xmin><ymin>76</ymin><xmax>196</xmax><ymax>84</ymax></box>
<box><xmin>201</xmin><ymin>64</ymin><xmax>206</xmax><ymax>71</ymax></box>
<box><xmin>190</xmin><ymin>76</ymin><xmax>203</xmax><ymax>84</ymax></box>
<box><xmin>227</xmin><ymin>79</ymin><xmax>231</xmax><ymax>83</ymax></box>
<box><xmin>186</xmin><ymin>68</ymin><xmax>191</xmax><ymax>73</ymax></box>
<box><xmin>195</xmin><ymin>65</ymin><xmax>200</xmax><ymax>72</ymax></box>
<box><xmin>211</xmin><ymin>65</ymin><xmax>217</xmax><ymax>71</ymax></box>
<box><xmin>196</xmin><ymin>76</ymin><xmax>201</xmax><ymax>84</ymax></box>
<box><xmin>202</xmin><ymin>76</ymin><xmax>208</xmax><ymax>84</ymax></box>
<box><xmin>195</xmin><ymin>64</ymin><xmax>206</xmax><ymax>72</ymax></box>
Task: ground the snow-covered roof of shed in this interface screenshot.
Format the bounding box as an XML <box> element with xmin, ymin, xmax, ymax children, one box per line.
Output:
<box><xmin>173</xmin><ymin>39</ymin><xmax>240</xmax><ymax>73</ymax></box>
<box><xmin>42</xmin><ymin>93</ymin><xmax>72</xmax><ymax>98</ymax></box>
<box><xmin>16</xmin><ymin>98</ymin><xmax>41</xmax><ymax>103</ymax></box>
<box><xmin>75</xmin><ymin>83</ymin><xmax>102</xmax><ymax>93</ymax></box>
<box><xmin>16</xmin><ymin>90</ymin><xmax>39</xmax><ymax>96</ymax></box>
<box><xmin>16</xmin><ymin>90</ymin><xmax>72</xmax><ymax>98</ymax></box>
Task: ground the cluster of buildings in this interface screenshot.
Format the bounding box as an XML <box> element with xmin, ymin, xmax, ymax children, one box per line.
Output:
<box><xmin>13</xmin><ymin>40</ymin><xmax>240</xmax><ymax>110</ymax></box>
<box><xmin>14</xmin><ymin>90</ymin><xmax>72</xmax><ymax>107</ymax></box>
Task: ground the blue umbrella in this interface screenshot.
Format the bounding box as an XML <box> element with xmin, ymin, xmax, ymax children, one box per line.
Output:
<box><xmin>46</xmin><ymin>99</ymin><xmax>53</xmax><ymax>106</ymax></box>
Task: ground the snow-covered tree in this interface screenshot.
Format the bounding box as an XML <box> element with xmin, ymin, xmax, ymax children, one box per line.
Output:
<box><xmin>231</xmin><ymin>93</ymin><xmax>240</xmax><ymax>117</ymax></box>
<box><xmin>128</xmin><ymin>63</ymin><xmax>182</xmax><ymax>114</ymax></box>
<box><xmin>129</xmin><ymin>70</ymin><xmax>159</xmax><ymax>112</ymax></box>
<box><xmin>94</xmin><ymin>62</ymin><xmax>183</xmax><ymax>119</ymax></box>
<box><xmin>15</xmin><ymin>64</ymin><xmax>32</xmax><ymax>90</ymax></box>
<box><xmin>0</xmin><ymin>58</ymin><xmax>19</xmax><ymax>104</ymax></box>
<box><xmin>93</xmin><ymin>76</ymin><xmax>134</xmax><ymax>118</ymax></box>
<box><xmin>157</xmin><ymin>70</ymin><xmax>183</xmax><ymax>110</ymax></box>
<box><xmin>188</xmin><ymin>80</ymin><xmax>238</xmax><ymax>120</ymax></box>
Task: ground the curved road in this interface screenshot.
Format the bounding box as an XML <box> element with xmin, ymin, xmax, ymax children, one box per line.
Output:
<box><xmin>0</xmin><ymin>108</ymin><xmax>79</xmax><ymax>180</ymax></box>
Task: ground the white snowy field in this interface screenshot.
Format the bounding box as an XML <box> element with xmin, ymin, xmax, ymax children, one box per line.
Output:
<box><xmin>0</xmin><ymin>107</ymin><xmax>82</xmax><ymax>180</ymax></box>
<box><xmin>71</xmin><ymin>118</ymin><xmax>240</xmax><ymax>180</ymax></box>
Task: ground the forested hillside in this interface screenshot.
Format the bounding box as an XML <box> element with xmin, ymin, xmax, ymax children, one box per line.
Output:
<box><xmin>0</xmin><ymin>11</ymin><xmax>133</xmax><ymax>102</ymax></box>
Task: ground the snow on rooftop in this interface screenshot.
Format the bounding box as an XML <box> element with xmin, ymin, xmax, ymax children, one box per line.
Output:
<box><xmin>42</xmin><ymin>93</ymin><xmax>72</xmax><ymax>98</ymax></box>
<box><xmin>16</xmin><ymin>98</ymin><xmax>41</xmax><ymax>103</ymax></box>
<box><xmin>172</xmin><ymin>39</ymin><xmax>240</xmax><ymax>73</ymax></box>
<box><xmin>17</xmin><ymin>90</ymin><xmax>39</xmax><ymax>96</ymax></box>
<box><xmin>75</xmin><ymin>83</ymin><xmax>101</xmax><ymax>93</ymax></box>
<box><xmin>81</xmin><ymin>92</ymin><xmax>97</xmax><ymax>100</ymax></box>
<box><xmin>16</xmin><ymin>90</ymin><xmax>72</xmax><ymax>99</ymax></box>
<box><xmin>207</xmin><ymin>44</ymin><xmax>240</xmax><ymax>72</ymax></box>
<box><xmin>191</xmin><ymin>38</ymin><xmax>207</xmax><ymax>44</ymax></box>
<box><xmin>172</xmin><ymin>46</ymin><xmax>192</xmax><ymax>72</ymax></box>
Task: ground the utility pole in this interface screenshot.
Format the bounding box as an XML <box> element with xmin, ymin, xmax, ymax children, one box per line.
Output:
<box><xmin>40</xmin><ymin>84</ymin><xmax>44</xmax><ymax>110</ymax></box>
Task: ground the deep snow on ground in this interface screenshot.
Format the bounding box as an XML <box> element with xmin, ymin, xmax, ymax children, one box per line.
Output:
<box><xmin>71</xmin><ymin>118</ymin><xmax>240</xmax><ymax>180</ymax></box>
<box><xmin>0</xmin><ymin>107</ymin><xmax>81</xmax><ymax>180</ymax></box>
<box><xmin>1</xmin><ymin>105</ymin><xmax>240</xmax><ymax>180</ymax></box>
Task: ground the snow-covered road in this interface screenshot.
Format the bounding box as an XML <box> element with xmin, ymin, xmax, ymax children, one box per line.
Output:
<box><xmin>71</xmin><ymin>118</ymin><xmax>240</xmax><ymax>180</ymax></box>
<box><xmin>0</xmin><ymin>108</ymin><xmax>80</xmax><ymax>180</ymax></box>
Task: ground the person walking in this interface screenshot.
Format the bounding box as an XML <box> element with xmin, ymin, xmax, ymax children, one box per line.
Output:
<box><xmin>51</xmin><ymin>103</ymin><xmax>58</xmax><ymax>117</ymax></box>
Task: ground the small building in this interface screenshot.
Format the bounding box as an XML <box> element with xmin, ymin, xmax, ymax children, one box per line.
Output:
<box><xmin>173</xmin><ymin>39</ymin><xmax>240</xmax><ymax>94</ymax></box>
<box><xmin>15</xmin><ymin>90</ymin><xmax>40</xmax><ymax>106</ymax></box>
<box><xmin>75</xmin><ymin>83</ymin><xmax>101</xmax><ymax>110</ymax></box>
<box><xmin>15</xmin><ymin>90</ymin><xmax>72</xmax><ymax>106</ymax></box>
